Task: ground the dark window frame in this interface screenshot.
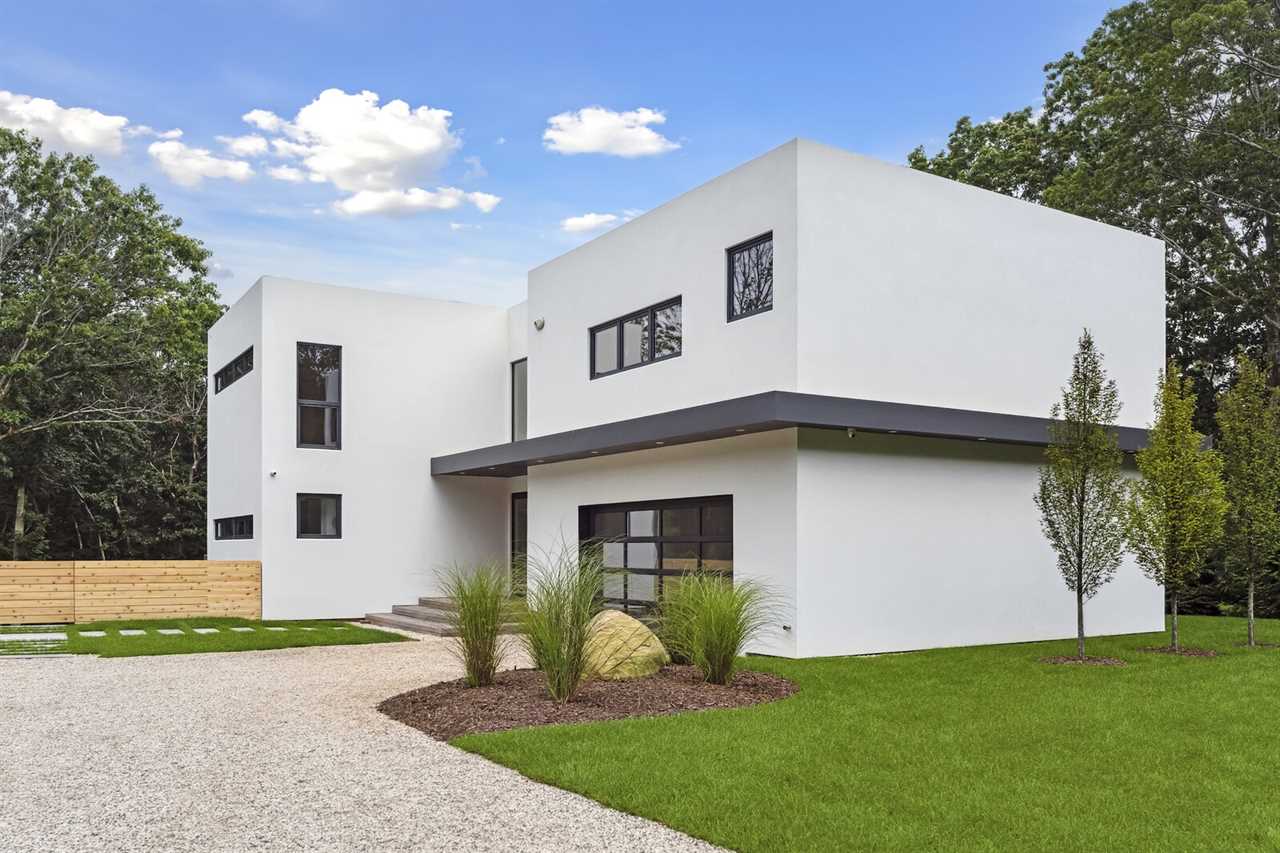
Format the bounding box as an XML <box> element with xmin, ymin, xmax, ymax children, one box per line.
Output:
<box><xmin>726</xmin><ymin>232</ymin><xmax>774</xmax><ymax>322</ymax></box>
<box><xmin>213</xmin><ymin>514</ymin><xmax>254</xmax><ymax>540</ymax></box>
<box><xmin>589</xmin><ymin>296</ymin><xmax>682</xmax><ymax>379</ymax></box>
<box><xmin>296</xmin><ymin>493</ymin><xmax>342</xmax><ymax>539</ymax></box>
<box><xmin>511</xmin><ymin>358</ymin><xmax>528</xmax><ymax>442</ymax></box>
<box><xmin>296</xmin><ymin>342</ymin><xmax>342</xmax><ymax>450</ymax></box>
<box><xmin>578</xmin><ymin>494</ymin><xmax>732</xmax><ymax>614</ymax></box>
<box><xmin>213</xmin><ymin>347</ymin><xmax>254</xmax><ymax>394</ymax></box>
<box><xmin>511</xmin><ymin>491</ymin><xmax>528</xmax><ymax>594</ymax></box>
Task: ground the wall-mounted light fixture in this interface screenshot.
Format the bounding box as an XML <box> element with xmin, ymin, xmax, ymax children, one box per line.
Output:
<box><xmin>533</xmin><ymin>317</ymin><xmax>546</xmax><ymax>331</ymax></box>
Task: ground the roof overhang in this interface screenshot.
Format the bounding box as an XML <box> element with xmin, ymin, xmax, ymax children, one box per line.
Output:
<box><xmin>430</xmin><ymin>391</ymin><xmax>1148</xmax><ymax>477</ymax></box>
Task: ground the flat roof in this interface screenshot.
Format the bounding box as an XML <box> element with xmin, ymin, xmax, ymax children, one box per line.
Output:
<box><xmin>430</xmin><ymin>391</ymin><xmax>1148</xmax><ymax>477</ymax></box>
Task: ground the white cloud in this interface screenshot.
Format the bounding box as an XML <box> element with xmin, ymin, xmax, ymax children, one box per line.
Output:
<box><xmin>217</xmin><ymin>133</ymin><xmax>268</xmax><ymax>157</ymax></box>
<box><xmin>543</xmin><ymin>107</ymin><xmax>679</xmax><ymax>157</ymax></box>
<box><xmin>561</xmin><ymin>212</ymin><xmax>619</xmax><ymax>233</ymax></box>
<box><xmin>268</xmin><ymin>165</ymin><xmax>305</xmax><ymax>182</ymax></box>
<box><xmin>495</xmin><ymin>136</ymin><xmax>506</xmax><ymax>145</ymax></box>
<box><xmin>147</xmin><ymin>140</ymin><xmax>253</xmax><ymax>187</ymax></box>
<box><xmin>209</xmin><ymin>262</ymin><xmax>234</xmax><ymax>280</ymax></box>
<box><xmin>449</xmin><ymin>222</ymin><xmax>480</xmax><ymax>232</ymax></box>
<box><xmin>0</xmin><ymin>90</ymin><xmax>130</xmax><ymax>155</ymax></box>
<box><xmin>332</xmin><ymin>187</ymin><xmax>501</xmax><ymax>217</ymax></box>
<box><xmin>462</xmin><ymin>155</ymin><xmax>487</xmax><ymax>180</ymax></box>
<box><xmin>242</xmin><ymin>108</ymin><xmax>285</xmax><ymax>133</ymax></box>
<box><xmin>127</xmin><ymin>125</ymin><xmax>183</xmax><ymax>140</ymax></box>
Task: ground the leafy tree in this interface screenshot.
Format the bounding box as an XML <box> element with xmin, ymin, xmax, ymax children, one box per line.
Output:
<box><xmin>911</xmin><ymin>0</ymin><xmax>1280</xmax><ymax>424</ymax></box>
<box><xmin>1126</xmin><ymin>362</ymin><xmax>1229</xmax><ymax>649</ymax></box>
<box><xmin>0</xmin><ymin>128</ymin><xmax>221</xmax><ymax>559</ymax></box>
<box><xmin>1216</xmin><ymin>354</ymin><xmax>1280</xmax><ymax>645</ymax></box>
<box><xmin>1035</xmin><ymin>330</ymin><xmax>1129</xmax><ymax>660</ymax></box>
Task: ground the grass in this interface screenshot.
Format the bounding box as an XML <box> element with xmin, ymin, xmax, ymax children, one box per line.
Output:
<box><xmin>455</xmin><ymin>615</ymin><xmax>1280</xmax><ymax>852</ymax></box>
<box><xmin>0</xmin><ymin>616</ymin><xmax>407</xmax><ymax>657</ymax></box>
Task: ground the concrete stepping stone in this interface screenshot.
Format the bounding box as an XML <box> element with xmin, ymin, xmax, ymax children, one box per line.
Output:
<box><xmin>299</xmin><ymin>627</ymin><xmax>316</xmax><ymax>632</ymax></box>
<box><xmin>0</xmin><ymin>632</ymin><xmax>67</xmax><ymax>642</ymax></box>
<box><xmin>265</xmin><ymin>626</ymin><xmax>286</xmax><ymax>632</ymax></box>
<box><xmin>119</xmin><ymin>630</ymin><xmax>146</xmax><ymax>637</ymax></box>
<box><xmin>230</xmin><ymin>627</ymin><xmax>254</xmax><ymax>633</ymax></box>
<box><xmin>193</xmin><ymin>628</ymin><xmax>220</xmax><ymax>634</ymax></box>
<box><xmin>157</xmin><ymin>629</ymin><xmax>184</xmax><ymax>636</ymax></box>
<box><xmin>77</xmin><ymin>631</ymin><xmax>106</xmax><ymax>638</ymax></box>
<box><xmin>331</xmin><ymin>626</ymin><xmax>348</xmax><ymax>630</ymax></box>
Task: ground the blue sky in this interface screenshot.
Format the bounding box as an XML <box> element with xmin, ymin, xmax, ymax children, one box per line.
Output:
<box><xmin>2</xmin><ymin>1</ymin><xmax>1118</xmax><ymax>306</ymax></box>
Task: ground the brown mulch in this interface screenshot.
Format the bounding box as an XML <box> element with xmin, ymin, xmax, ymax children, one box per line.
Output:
<box><xmin>1138</xmin><ymin>646</ymin><xmax>1218</xmax><ymax>657</ymax></box>
<box><xmin>378</xmin><ymin>665</ymin><xmax>797</xmax><ymax>740</ymax></box>
<box><xmin>1039</xmin><ymin>655</ymin><xmax>1128</xmax><ymax>667</ymax></box>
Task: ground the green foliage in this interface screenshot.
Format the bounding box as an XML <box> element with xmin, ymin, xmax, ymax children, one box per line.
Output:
<box><xmin>1215</xmin><ymin>354</ymin><xmax>1280</xmax><ymax>643</ymax></box>
<box><xmin>439</xmin><ymin>562</ymin><xmax>514</xmax><ymax>687</ymax></box>
<box><xmin>658</xmin><ymin>572</ymin><xmax>772</xmax><ymax>685</ymax></box>
<box><xmin>1034</xmin><ymin>330</ymin><xmax>1128</xmax><ymax>658</ymax></box>
<box><xmin>1127</xmin><ymin>361</ymin><xmax>1229</xmax><ymax>648</ymax></box>
<box><xmin>521</xmin><ymin>543</ymin><xmax>605</xmax><ymax>702</ymax></box>
<box><xmin>910</xmin><ymin>0</ymin><xmax>1280</xmax><ymax>427</ymax></box>
<box><xmin>0</xmin><ymin>128</ymin><xmax>222</xmax><ymax>560</ymax></box>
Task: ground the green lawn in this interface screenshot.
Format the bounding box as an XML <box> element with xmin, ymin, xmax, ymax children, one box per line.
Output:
<box><xmin>455</xmin><ymin>615</ymin><xmax>1280</xmax><ymax>852</ymax></box>
<box><xmin>0</xmin><ymin>617</ymin><xmax>407</xmax><ymax>656</ymax></box>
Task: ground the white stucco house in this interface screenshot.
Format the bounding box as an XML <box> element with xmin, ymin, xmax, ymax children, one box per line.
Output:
<box><xmin>207</xmin><ymin>138</ymin><xmax>1166</xmax><ymax>658</ymax></box>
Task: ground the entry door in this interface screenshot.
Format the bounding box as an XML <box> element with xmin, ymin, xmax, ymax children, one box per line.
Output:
<box><xmin>510</xmin><ymin>492</ymin><xmax>528</xmax><ymax>594</ymax></box>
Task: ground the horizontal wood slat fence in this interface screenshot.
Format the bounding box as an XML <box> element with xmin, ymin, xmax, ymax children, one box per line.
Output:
<box><xmin>0</xmin><ymin>561</ymin><xmax>261</xmax><ymax>624</ymax></box>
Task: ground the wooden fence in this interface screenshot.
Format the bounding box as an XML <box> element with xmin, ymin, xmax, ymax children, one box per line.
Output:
<box><xmin>0</xmin><ymin>561</ymin><xmax>261</xmax><ymax>624</ymax></box>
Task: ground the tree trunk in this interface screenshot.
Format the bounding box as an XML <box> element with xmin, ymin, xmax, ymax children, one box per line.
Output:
<box><xmin>1076</xmin><ymin>586</ymin><xmax>1085</xmax><ymax>660</ymax></box>
<box><xmin>1248</xmin><ymin>577</ymin><xmax>1256</xmax><ymax>648</ymax></box>
<box><xmin>1171</xmin><ymin>592</ymin><xmax>1180</xmax><ymax>651</ymax></box>
<box><xmin>12</xmin><ymin>481</ymin><xmax>25</xmax><ymax>560</ymax></box>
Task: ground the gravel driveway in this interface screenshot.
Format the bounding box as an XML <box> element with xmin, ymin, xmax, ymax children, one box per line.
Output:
<box><xmin>0</xmin><ymin>633</ymin><xmax>719</xmax><ymax>853</ymax></box>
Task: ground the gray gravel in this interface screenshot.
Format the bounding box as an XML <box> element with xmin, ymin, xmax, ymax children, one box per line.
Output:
<box><xmin>0</xmin><ymin>632</ymin><xmax>720</xmax><ymax>853</ymax></box>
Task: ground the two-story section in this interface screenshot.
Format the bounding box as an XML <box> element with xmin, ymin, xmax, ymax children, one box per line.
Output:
<box><xmin>430</xmin><ymin>139</ymin><xmax>1167</xmax><ymax>658</ymax></box>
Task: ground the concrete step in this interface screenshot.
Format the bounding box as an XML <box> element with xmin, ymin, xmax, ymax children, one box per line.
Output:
<box><xmin>365</xmin><ymin>612</ymin><xmax>458</xmax><ymax>636</ymax></box>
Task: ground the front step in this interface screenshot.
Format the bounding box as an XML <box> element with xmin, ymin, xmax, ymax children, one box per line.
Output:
<box><xmin>366</xmin><ymin>598</ymin><xmax>524</xmax><ymax>636</ymax></box>
<box><xmin>365</xmin><ymin>611</ymin><xmax>459</xmax><ymax>636</ymax></box>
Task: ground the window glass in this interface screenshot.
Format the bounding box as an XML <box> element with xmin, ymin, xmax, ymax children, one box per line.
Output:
<box><xmin>511</xmin><ymin>360</ymin><xmax>528</xmax><ymax>442</ymax></box>
<box><xmin>728</xmin><ymin>234</ymin><xmax>774</xmax><ymax>319</ymax></box>
<box><xmin>214</xmin><ymin>348</ymin><xmax>253</xmax><ymax>394</ymax></box>
<box><xmin>298</xmin><ymin>494</ymin><xmax>340</xmax><ymax>538</ymax></box>
<box><xmin>593</xmin><ymin>510</ymin><xmax>626</xmax><ymax>539</ymax></box>
<box><xmin>603</xmin><ymin>571</ymin><xmax>625</xmax><ymax>599</ymax></box>
<box><xmin>297</xmin><ymin>343</ymin><xmax>341</xmax><ymax>401</ymax></box>
<box><xmin>593</xmin><ymin>325</ymin><xmax>618</xmax><ymax>374</ymax></box>
<box><xmin>628</xmin><ymin>573</ymin><xmax>656</xmax><ymax>602</ymax></box>
<box><xmin>702</xmin><ymin>542</ymin><xmax>733</xmax><ymax>573</ymax></box>
<box><xmin>661</xmin><ymin>506</ymin><xmax>699</xmax><ymax>537</ymax></box>
<box><xmin>603</xmin><ymin>541</ymin><xmax>625</xmax><ymax>569</ymax></box>
<box><xmin>627</xmin><ymin>541</ymin><xmax>657</xmax><ymax>569</ymax></box>
<box><xmin>662</xmin><ymin>542</ymin><xmax>699</xmax><ymax>572</ymax></box>
<box><xmin>298</xmin><ymin>406</ymin><xmax>339</xmax><ymax>447</ymax></box>
<box><xmin>214</xmin><ymin>515</ymin><xmax>253</xmax><ymax>540</ymax></box>
<box><xmin>654</xmin><ymin>302</ymin><xmax>681</xmax><ymax>357</ymax></box>
<box><xmin>702</xmin><ymin>504</ymin><xmax>733</xmax><ymax>538</ymax></box>
<box><xmin>621</xmin><ymin>313</ymin><xmax>649</xmax><ymax>367</ymax></box>
<box><xmin>628</xmin><ymin>509</ymin><xmax>657</xmax><ymax>537</ymax></box>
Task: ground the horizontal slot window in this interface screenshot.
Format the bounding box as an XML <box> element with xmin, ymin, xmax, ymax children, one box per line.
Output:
<box><xmin>589</xmin><ymin>297</ymin><xmax>681</xmax><ymax>379</ymax></box>
<box><xmin>214</xmin><ymin>514</ymin><xmax>253</xmax><ymax>540</ymax></box>
<box><xmin>213</xmin><ymin>347</ymin><xmax>253</xmax><ymax>394</ymax></box>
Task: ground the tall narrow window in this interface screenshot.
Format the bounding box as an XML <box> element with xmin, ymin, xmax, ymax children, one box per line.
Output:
<box><xmin>589</xmin><ymin>297</ymin><xmax>682</xmax><ymax>379</ymax></box>
<box><xmin>297</xmin><ymin>493</ymin><xmax>341</xmax><ymax>539</ymax></box>
<box><xmin>297</xmin><ymin>343</ymin><xmax>341</xmax><ymax>449</ymax></box>
<box><xmin>511</xmin><ymin>358</ymin><xmax>527</xmax><ymax>442</ymax></box>
<box><xmin>727</xmin><ymin>232</ymin><xmax>774</xmax><ymax>320</ymax></box>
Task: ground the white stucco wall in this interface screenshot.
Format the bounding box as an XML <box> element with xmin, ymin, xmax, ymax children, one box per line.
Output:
<box><xmin>795</xmin><ymin>139</ymin><xmax>1165</xmax><ymax>429</ymax></box>
<box><xmin>795</xmin><ymin>429</ymin><xmax>1164</xmax><ymax>657</ymax></box>
<box><xmin>207</xmin><ymin>282</ymin><xmax>264</xmax><ymax>563</ymax></box>
<box><xmin>525</xmin><ymin>141</ymin><xmax>799</xmax><ymax>438</ymax></box>
<box><xmin>209</xmin><ymin>277</ymin><xmax>513</xmax><ymax>618</ymax></box>
<box><xmin>526</xmin><ymin>430</ymin><xmax>799</xmax><ymax>657</ymax></box>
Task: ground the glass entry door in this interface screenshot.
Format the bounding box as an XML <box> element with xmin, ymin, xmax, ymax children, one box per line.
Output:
<box><xmin>510</xmin><ymin>492</ymin><xmax>528</xmax><ymax>595</ymax></box>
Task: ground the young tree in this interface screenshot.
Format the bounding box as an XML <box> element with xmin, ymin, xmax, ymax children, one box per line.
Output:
<box><xmin>1216</xmin><ymin>355</ymin><xmax>1280</xmax><ymax>646</ymax></box>
<box><xmin>1126</xmin><ymin>362</ymin><xmax>1228</xmax><ymax>650</ymax></box>
<box><xmin>1035</xmin><ymin>330</ymin><xmax>1129</xmax><ymax>660</ymax></box>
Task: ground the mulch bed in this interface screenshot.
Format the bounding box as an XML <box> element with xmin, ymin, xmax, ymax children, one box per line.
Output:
<box><xmin>378</xmin><ymin>665</ymin><xmax>796</xmax><ymax>740</ymax></box>
<box><xmin>1040</xmin><ymin>655</ymin><xmax>1128</xmax><ymax>667</ymax></box>
<box><xmin>1138</xmin><ymin>646</ymin><xmax>1218</xmax><ymax>657</ymax></box>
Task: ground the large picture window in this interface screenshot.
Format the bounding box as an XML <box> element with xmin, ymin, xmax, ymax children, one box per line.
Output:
<box><xmin>297</xmin><ymin>342</ymin><xmax>341</xmax><ymax>449</ymax></box>
<box><xmin>511</xmin><ymin>358</ymin><xmax>527</xmax><ymax>441</ymax></box>
<box><xmin>297</xmin><ymin>493</ymin><xmax>341</xmax><ymax>539</ymax></box>
<box><xmin>727</xmin><ymin>232</ymin><xmax>773</xmax><ymax>320</ymax></box>
<box><xmin>580</xmin><ymin>495</ymin><xmax>732</xmax><ymax>614</ymax></box>
<box><xmin>214</xmin><ymin>347</ymin><xmax>253</xmax><ymax>393</ymax></box>
<box><xmin>589</xmin><ymin>297</ymin><xmax>681</xmax><ymax>379</ymax></box>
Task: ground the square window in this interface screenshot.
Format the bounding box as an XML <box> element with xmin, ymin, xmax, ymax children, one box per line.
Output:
<box><xmin>728</xmin><ymin>233</ymin><xmax>774</xmax><ymax>320</ymax></box>
<box><xmin>297</xmin><ymin>494</ymin><xmax>341</xmax><ymax>538</ymax></box>
<box><xmin>628</xmin><ymin>509</ymin><xmax>657</xmax><ymax>537</ymax></box>
<box><xmin>298</xmin><ymin>405</ymin><xmax>339</xmax><ymax>447</ymax></box>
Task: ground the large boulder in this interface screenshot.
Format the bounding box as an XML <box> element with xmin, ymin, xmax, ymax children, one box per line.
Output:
<box><xmin>586</xmin><ymin>609</ymin><xmax>670</xmax><ymax>680</ymax></box>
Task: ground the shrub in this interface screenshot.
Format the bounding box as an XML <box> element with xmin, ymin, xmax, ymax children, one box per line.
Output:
<box><xmin>439</xmin><ymin>562</ymin><xmax>513</xmax><ymax>687</ymax></box>
<box><xmin>521</xmin><ymin>544</ymin><xmax>606</xmax><ymax>702</ymax></box>
<box><xmin>659</xmin><ymin>573</ymin><xmax>772</xmax><ymax>685</ymax></box>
